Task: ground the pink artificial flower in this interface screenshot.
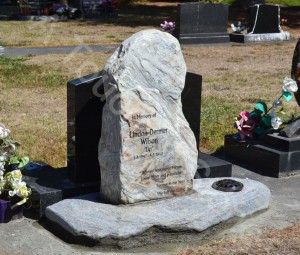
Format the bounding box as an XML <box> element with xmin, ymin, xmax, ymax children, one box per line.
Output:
<box><xmin>234</xmin><ymin>111</ymin><xmax>259</xmax><ymax>139</ymax></box>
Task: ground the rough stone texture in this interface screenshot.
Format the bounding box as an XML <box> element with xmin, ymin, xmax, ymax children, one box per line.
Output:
<box><xmin>45</xmin><ymin>178</ymin><xmax>270</xmax><ymax>248</ymax></box>
<box><xmin>280</xmin><ymin>119</ymin><xmax>300</xmax><ymax>138</ymax></box>
<box><xmin>98</xmin><ymin>29</ymin><xmax>198</xmax><ymax>204</ymax></box>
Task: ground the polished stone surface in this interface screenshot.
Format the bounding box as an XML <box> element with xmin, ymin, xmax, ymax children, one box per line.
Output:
<box><xmin>67</xmin><ymin>72</ymin><xmax>105</xmax><ymax>184</ymax></box>
<box><xmin>176</xmin><ymin>3</ymin><xmax>229</xmax><ymax>44</ymax></box>
<box><xmin>99</xmin><ymin>29</ymin><xmax>198</xmax><ymax>204</ymax></box>
<box><xmin>45</xmin><ymin>178</ymin><xmax>270</xmax><ymax>248</ymax></box>
<box><xmin>224</xmin><ymin>134</ymin><xmax>300</xmax><ymax>177</ymax></box>
<box><xmin>196</xmin><ymin>152</ymin><xmax>232</xmax><ymax>178</ymax></box>
<box><xmin>248</xmin><ymin>5</ymin><xmax>281</xmax><ymax>34</ymax></box>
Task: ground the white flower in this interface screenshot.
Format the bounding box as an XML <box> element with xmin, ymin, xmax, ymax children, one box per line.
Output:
<box><xmin>0</xmin><ymin>170</ymin><xmax>4</xmax><ymax>177</ymax></box>
<box><xmin>9</xmin><ymin>190</ymin><xmax>16</xmax><ymax>197</ymax></box>
<box><xmin>282</xmin><ymin>77</ymin><xmax>298</xmax><ymax>93</ymax></box>
<box><xmin>12</xmin><ymin>179</ymin><xmax>26</xmax><ymax>189</ymax></box>
<box><xmin>0</xmin><ymin>162</ymin><xmax>5</xmax><ymax>170</ymax></box>
<box><xmin>271</xmin><ymin>116</ymin><xmax>283</xmax><ymax>130</ymax></box>
<box><xmin>0</xmin><ymin>123</ymin><xmax>11</xmax><ymax>139</ymax></box>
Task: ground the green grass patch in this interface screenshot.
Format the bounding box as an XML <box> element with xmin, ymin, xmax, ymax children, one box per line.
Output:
<box><xmin>0</xmin><ymin>57</ymin><xmax>66</xmax><ymax>90</ymax></box>
<box><xmin>200</xmin><ymin>96</ymin><xmax>238</xmax><ymax>151</ymax></box>
<box><xmin>266</xmin><ymin>0</ymin><xmax>300</xmax><ymax>6</ymax></box>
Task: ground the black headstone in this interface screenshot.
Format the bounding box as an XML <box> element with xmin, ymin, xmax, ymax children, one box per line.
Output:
<box><xmin>67</xmin><ymin>72</ymin><xmax>203</xmax><ymax>184</ymax></box>
<box><xmin>291</xmin><ymin>39</ymin><xmax>300</xmax><ymax>107</ymax></box>
<box><xmin>176</xmin><ymin>3</ymin><xmax>229</xmax><ymax>44</ymax></box>
<box><xmin>67</xmin><ymin>72</ymin><xmax>105</xmax><ymax>184</ymax></box>
<box><xmin>248</xmin><ymin>5</ymin><xmax>281</xmax><ymax>34</ymax></box>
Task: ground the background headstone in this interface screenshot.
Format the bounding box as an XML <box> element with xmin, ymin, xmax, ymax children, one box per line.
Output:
<box><xmin>99</xmin><ymin>29</ymin><xmax>198</xmax><ymax>204</ymax></box>
<box><xmin>230</xmin><ymin>4</ymin><xmax>290</xmax><ymax>43</ymax></box>
<box><xmin>176</xmin><ymin>3</ymin><xmax>229</xmax><ymax>44</ymax></box>
<box><xmin>248</xmin><ymin>5</ymin><xmax>281</xmax><ymax>34</ymax></box>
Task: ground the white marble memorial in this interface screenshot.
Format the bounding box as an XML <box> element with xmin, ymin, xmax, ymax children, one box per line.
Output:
<box><xmin>98</xmin><ymin>29</ymin><xmax>198</xmax><ymax>204</ymax></box>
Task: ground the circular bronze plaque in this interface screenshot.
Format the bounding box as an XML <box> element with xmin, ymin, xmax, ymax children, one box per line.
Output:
<box><xmin>212</xmin><ymin>179</ymin><xmax>244</xmax><ymax>192</ymax></box>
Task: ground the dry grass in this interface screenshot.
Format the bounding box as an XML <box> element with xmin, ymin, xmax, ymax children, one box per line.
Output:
<box><xmin>0</xmin><ymin>19</ymin><xmax>151</xmax><ymax>47</ymax></box>
<box><xmin>1</xmin><ymin>42</ymin><xmax>299</xmax><ymax>167</ymax></box>
<box><xmin>182</xmin><ymin>42</ymin><xmax>299</xmax><ymax>150</ymax></box>
<box><xmin>177</xmin><ymin>222</ymin><xmax>300</xmax><ymax>255</ymax></box>
<box><xmin>0</xmin><ymin>2</ymin><xmax>299</xmax><ymax>165</ymax></box>
<box><xmin>0</xmin><ymin>3</ymin><xmax>299</xmax><ymax>47</ymax></box>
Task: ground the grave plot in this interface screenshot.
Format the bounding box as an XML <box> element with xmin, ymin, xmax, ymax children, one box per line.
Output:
<box><xmin>44</xmin><ymin>29</ymin><xmax>270</xmax><ymax>248</ymax></box>
<box><xmin>224</xmin><ymin>39</ymin><xmax>300</xmax><ymax>177</ymax></box>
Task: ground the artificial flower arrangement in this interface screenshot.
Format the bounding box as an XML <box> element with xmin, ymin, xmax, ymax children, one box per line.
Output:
<box><xmin>234</xmin><ymin>77</ymin><xmax>298</xmax><ymax>140</ymax></box>
<box><xmin>160</xmin><ymin>21</ymin><xmax>176</xmax><ymax>34</ymax></box>
<box><xmin>0</xmin><ymin>123</ymin><xmax>31</xmax><ymax>208</ymax></box>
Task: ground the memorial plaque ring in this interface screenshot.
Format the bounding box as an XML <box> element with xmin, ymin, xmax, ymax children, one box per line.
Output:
<box><xmin>212</xmin><ymin>179</ymin><xmax>243</xmax><ymax>192</ymax></box>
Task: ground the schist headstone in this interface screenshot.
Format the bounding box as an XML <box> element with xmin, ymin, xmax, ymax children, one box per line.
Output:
<box><xmin>175</xmin><ymin>3</ymin><xmax>230</xmax><ymax>44</ymax></box>
<box><xmin>99</xmin><ymin>29</ymin><xmax>198</xmax><ymax>204</ymax></box>
<box><xmin>230</xmin><ymin>4</ymin><xmax>290</xmax><ymax>43</ymax></box>
<box><xmin>67</xmin><ymin>71</ymin><xmax>203</xmax><ymax>184</ymax></box>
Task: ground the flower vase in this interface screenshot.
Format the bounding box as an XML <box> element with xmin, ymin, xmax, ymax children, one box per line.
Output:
<box><xmin>0</xmin><ymin>200</ymin><xmax>23</xmax><ymax>223</ymax></box>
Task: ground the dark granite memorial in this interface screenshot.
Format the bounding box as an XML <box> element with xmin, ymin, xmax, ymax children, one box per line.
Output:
<box><xmin>230</xmin><ymin>4</ymin><xmax>290</xmax><ymax>43</ymax></box>
<box><xmin>175</xmin><ymin>3</ymin><xmax>230</xmax><ymax>44</ymax></box>
<box><xmin>224</xmin><ymin>40</ymin><xmax>300</xmax><ymax>177</ymax></box>
<box><xmin>67</xmin><ymin>72</ymin><xmax>105</xmax><ymax>184</ymax></box>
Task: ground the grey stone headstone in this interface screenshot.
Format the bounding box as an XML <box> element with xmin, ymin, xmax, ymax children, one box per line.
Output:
<box><xmin>99</xmin><ymin>29</ymin><xmax>198</xmax><ymax>204</ymax></box>
<box><xmin>176</xmin><ymin>3</ymin><xmax>229</xmax><ymax>44</ymax></box>
<box><xmin>248</xmin><ymin>5</ymin><xmax>281</xmax><ymax>34</ymax></box>
<box><xmin>67</xmin><ymin>71</ymin><xmax>202</xmax><ymax>185</ymax></box>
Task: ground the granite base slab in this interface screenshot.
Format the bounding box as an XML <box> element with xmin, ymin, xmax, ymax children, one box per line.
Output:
<box><xmin>45</xmin><ymin>178</ymin><xmax>270</xmax><ymax>249</ymax></box>
<box><xmin>178</xmin><ymin>33</ymin><xmax>230</xmax><ymax>44</ymax></box>
<box><xmin>23</xmin><ymin>165</ymin><xmax>99</xmax><ymax>218</ymax></box>
<box><xmin>230</xmin><ymin>32</ymin><xmax>290</xmax><ymax>43</ymax></box>
<box><xmin>196</xmin><ymin>152</ymin><xmax>232</xmax><ymax>178</ymax></box>
<box><xmin>224</xmin><ymin>134</ymin><xmax>300</xmax><ymax>177</ymax></box>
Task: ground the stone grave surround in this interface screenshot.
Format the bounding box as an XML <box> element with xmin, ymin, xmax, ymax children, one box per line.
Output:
<box><xmin>224</xmin><ymin>39</ymin><xmax>300</xmax><ymax>177</ymax></box>
<box><xmin>99</xmin><ymin>29</ymin><xmax>198</xmax><ymax>204</ymax></box>
<box><xmin>44</xmin><ymin>30</ymin><xmax>270</xmax><ymax>247</ymax></box>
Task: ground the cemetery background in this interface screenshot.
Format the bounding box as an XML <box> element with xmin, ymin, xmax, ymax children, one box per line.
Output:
<box><xmin>0</xmin><ymin>1</ymin><xmax>300</xmax><ymax>255</ymax></box>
